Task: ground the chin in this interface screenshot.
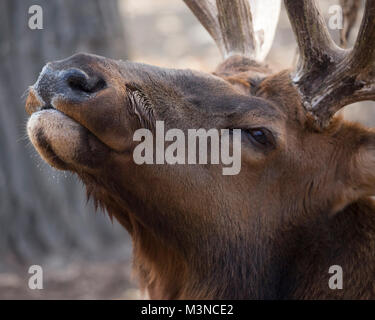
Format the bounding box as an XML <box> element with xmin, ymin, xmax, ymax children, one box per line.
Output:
<box><xmin>27</xmin><ymin>109</ymin><xmax>110</xmax><ymax>171</ymax></box>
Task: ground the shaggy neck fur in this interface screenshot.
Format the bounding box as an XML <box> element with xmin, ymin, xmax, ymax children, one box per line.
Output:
<box><xmin>83</xmin><ymin>170</ymin><xmax>375</xmax><ymax>299</ymax></box>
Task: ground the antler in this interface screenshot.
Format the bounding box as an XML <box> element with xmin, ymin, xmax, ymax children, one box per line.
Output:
<box><xmin>183</xmin><ymin>0</ymin><xmax>280</xmax><ymax>61</ymax></box>
<box><xmin>285</xmin><ymin>0</ymin><xmax>375</xmax><ymax>128</ymax></box>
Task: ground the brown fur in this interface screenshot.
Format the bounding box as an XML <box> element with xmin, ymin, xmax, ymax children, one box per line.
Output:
<box><xmin>26</xmin><ymin>53</ymin><xmax>375</xmax><ymax>299</ymax></box>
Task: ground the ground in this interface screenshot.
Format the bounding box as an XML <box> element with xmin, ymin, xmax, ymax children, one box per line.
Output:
<box><xmin>0</xmin><ymin>259</ymin><xmax>141</xmax><ymax>299</ymax></box>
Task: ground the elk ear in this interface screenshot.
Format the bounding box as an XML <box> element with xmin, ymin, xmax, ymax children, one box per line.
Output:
<box><xmin>334</xmin><ymin>131</ymin><xmax>375</xmax><ymax>213</ymax></box>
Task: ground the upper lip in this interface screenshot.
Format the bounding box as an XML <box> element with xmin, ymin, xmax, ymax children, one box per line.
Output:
<box><xmin>25</xmin><ymin>87</ymin><xmax>45</xmax><ymax>115</ymax></box>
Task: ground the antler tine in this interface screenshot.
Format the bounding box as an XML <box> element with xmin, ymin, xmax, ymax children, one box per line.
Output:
<box><xmin>285</xmin><ymin>0</ymin><xmax>375</xmax><ymax>129</ymax></box>
<box><xmin>183</xmin><ymin>0</ymin><xmax>280</xmax><ymax>62</ymax></box>
<box><xmin>320</xmin><ymin>0</ymin><xmax>375</xmax><ymax>119</ymax></box>
<box><xmin>284</xmin><ymin>0</ymin><xmax>341</xmax><ymax>81</ymax></box>
<box><xmin>183</xmin><ymin>0</ymin><xmax>224</xmax><ymax>53</ymax></box>
<box><xmin>183</xmin><ymin>0</ymin><xmax>256</xmax><ymax>59</ymax></box>
<box><xmin>215</xmin><ymin>0</ymin><xmax>256</xmax><ymax>59</ymax></box>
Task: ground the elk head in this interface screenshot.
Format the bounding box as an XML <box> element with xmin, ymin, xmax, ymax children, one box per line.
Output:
<box><xmin>25</xmin><ymin>0</ymin><xmax>375</xmax><ymax>299</ymax></box>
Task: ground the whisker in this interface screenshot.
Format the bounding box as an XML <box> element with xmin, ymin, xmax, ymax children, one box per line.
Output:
<box><xmin>21</xmin><ymin>87</ymin><xmax>31</xmax><ymax>102</ymax></box>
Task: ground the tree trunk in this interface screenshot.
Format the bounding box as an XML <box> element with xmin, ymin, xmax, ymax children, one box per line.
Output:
<box><xmin>0</xmin><ymin>0</ymin><xmax>130</xmax><ymax>271</ymax></box>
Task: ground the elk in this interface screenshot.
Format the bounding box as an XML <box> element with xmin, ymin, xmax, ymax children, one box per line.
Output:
<box><xmin>25</xmin><ymin>0</ymin><xmax>375</xmax><ymax>299</ymax></box>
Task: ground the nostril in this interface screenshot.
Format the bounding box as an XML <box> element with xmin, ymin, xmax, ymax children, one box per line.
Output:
<box><xmin>66</xmin><ymin>71</ymin><xmax>89</xmax><ymax>92</ymax></box>
<box><xmin>63</xmin><ymin>69</ymin><xmax>106</xmax><ymax>94</ymax></box>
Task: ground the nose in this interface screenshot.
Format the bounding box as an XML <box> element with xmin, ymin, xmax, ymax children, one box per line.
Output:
<box><xmin>35</xmin><ymin>65</ymin><xmax>106</xmax><ymax>106</ymax></box>
<box><xmin>62</xmin><ymin>68</ymin><xmax>106</xmax><ymax>94</ymax></box>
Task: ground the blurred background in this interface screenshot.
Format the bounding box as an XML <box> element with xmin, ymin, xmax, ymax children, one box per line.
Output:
<box><xmin>0</xmin><ymin>0</ymin><xmax>371</xmax><ymax>299</ymax></box>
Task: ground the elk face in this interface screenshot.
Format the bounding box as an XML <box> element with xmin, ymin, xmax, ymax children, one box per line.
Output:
<box><xmin>26</xmin><ymin>52</ymin><xmax>289</xmax><ymax>242</ymax></box>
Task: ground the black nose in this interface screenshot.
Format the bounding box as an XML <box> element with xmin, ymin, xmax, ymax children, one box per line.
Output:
<box><xmin>35</xmin><ymin>66</ymin><xmax>106</xmax><ymax>106</ymax></box>
<box><xmin>62</xmin><ymin>68</ymin><xmax>106</xmax><ymax>94</ymax></box>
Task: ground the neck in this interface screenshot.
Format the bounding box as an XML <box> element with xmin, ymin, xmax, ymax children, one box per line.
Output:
<box><xmin>128</xmin><ymin>215</ymin><xmax>289</xmax><ymax>299</ymax></box>
<box><xmin>103</xmin><ymin>184</ymin><xmax>375</xmax><ymax>299</ymax></box>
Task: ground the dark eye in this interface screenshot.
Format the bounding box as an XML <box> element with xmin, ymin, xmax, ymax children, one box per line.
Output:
<box><xmin>247</xmin><ymin>128</ymin><xmax>272</xmax><ymax>146</ymax></box>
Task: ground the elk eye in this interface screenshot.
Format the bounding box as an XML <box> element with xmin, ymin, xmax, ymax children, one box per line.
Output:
<box><xmin>247</xmin><ymin>128</ymin><xmax>270</xmax><ymax>146</ymax></box>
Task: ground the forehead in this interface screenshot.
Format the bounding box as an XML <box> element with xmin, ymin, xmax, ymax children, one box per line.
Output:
<box><xmin>214</xmin><ymin>56</ymin><xmax>306</xmax><ymax>126</ymax></box>
<box><xmin>255</xmin><ymin>71</ymin><xmax>308</xmax><ymax>127</ymax></box>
